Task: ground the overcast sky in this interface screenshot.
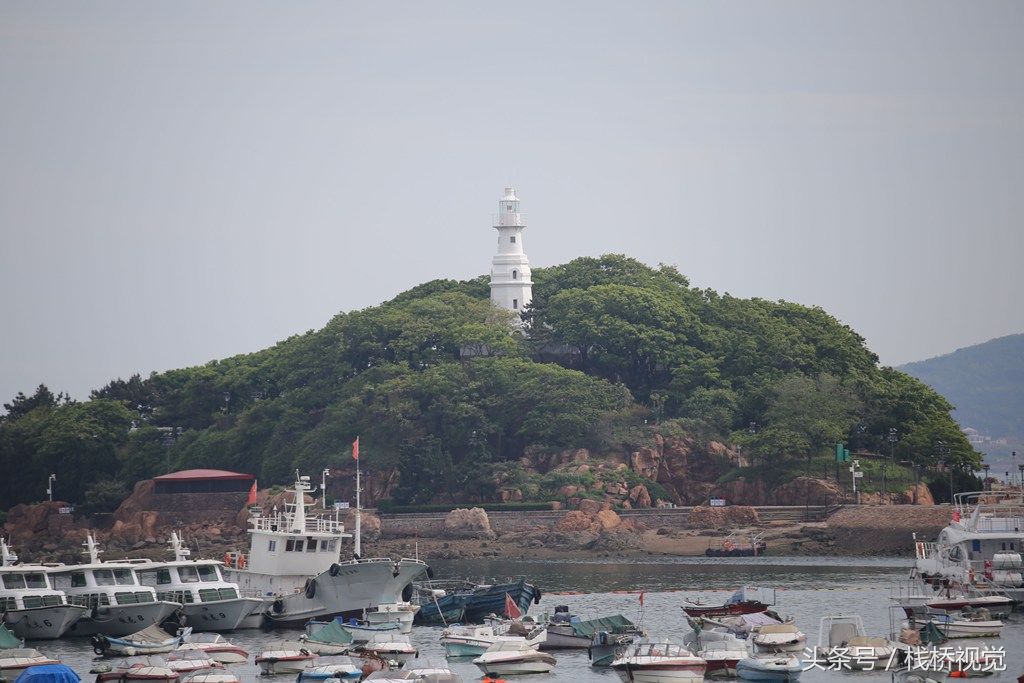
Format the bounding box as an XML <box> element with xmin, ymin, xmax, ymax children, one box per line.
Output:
<box><xmin>1</xmin><ymin>2</ymin><xmax>1022</xmax><ymax>402</ymax></box>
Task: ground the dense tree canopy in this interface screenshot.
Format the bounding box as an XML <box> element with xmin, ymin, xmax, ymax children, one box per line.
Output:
<box><xmin>0</xmin><ymin>255</ymin><xmax>979</xmax><ymax>508</ymax></box>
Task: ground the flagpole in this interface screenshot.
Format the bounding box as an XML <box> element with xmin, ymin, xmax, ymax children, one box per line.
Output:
<box><xmin>354</xmin><ymin>438</ymin><xmax>362</xmax><ymax>559</ymax></box>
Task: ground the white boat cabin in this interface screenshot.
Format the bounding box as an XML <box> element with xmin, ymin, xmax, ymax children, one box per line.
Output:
<box><xmin>134</xmin><ymin>532</ymin><xmax>243</xmax><ymax>605</ymax></box>
<box><xmin>0</xmin><ymin>566</ymin><xmax>71</xmax><ymax>611</ymax></box>
<box><xmin>46</xmin><ymin>535</ymin><xmax>161</xmax><ymax>609</ymax></box>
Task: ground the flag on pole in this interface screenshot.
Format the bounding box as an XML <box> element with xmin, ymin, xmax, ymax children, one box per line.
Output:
<box><xmin>504</xmin><ymin>592</ymin><xmax>522</xmax><ymax>620</ymax></box>
<box><xmin>352</xmin><ymin>436</ymin><xmax>359</xmax><ymax>461</ymax></box>
<box><xmin>246</xmin><ymin>479</ymin><xmax>258</xmax><ymax>506</ymax></box>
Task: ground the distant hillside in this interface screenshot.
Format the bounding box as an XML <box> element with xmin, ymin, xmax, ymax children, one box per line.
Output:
<box><xmin>900</xmin><ymin>334</ymin><xmax>1024</xmax><ymax>439</ymax></box>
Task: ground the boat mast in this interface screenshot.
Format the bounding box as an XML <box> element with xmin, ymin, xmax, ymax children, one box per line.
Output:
<box><xmin>169</xmin><ymin>531</ymin><xmax>191</xmax><ymax>562</ymax></box>
<box><xmin>83</xmin><ymin>533</ymin><xmax>101</xmax><ymax>564</ymax></box>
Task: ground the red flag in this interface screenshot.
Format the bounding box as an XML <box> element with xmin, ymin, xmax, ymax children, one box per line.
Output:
<box><xmin>505</xmin><ymin>592</ymin><xmax>522</xmax><ymax>620</ymax></box>
<box><xmin>352</xmin><ymin>436</ymin><xmax>359</xmax><ymax>461</ymax></box>
<box><xmin>246</xmin><ymin>479</ymin><xmax>258</xmax><ymax>506</ymax></box>
<box><xmin>639</xmin><ymin>591</ymin><xmax>645</xmax><ymax>607</ymax></box>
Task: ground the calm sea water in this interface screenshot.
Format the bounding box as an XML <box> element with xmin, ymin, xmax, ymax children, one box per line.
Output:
<box><xmin>35</xmin><ymin>557</ymin><xmax>1023</xmax><ymax>682</ymax></box>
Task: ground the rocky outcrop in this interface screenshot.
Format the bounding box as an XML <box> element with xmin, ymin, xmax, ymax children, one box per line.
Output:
<box><xmin>442</xmin><ymin>507</ymin><xmax>496</xmax><ymax>539</ymax></box>
<box><xmin>687</xmin><ymin>505</ymin><xmax>760</xmax><ymax>528</ymax></box>
<box><xmin>3</xmin><ymin>501</ymin><xmax>86</xmax><ymax>544</ymax></box>
<box><xmin>770</xmin><ymin>477</ymin><xmax>843</xmax><ymax>506</ymax></box>
<box><xmin>549</xmin><ymin>502</ymin><xmax>642</xmax><ymax>550</ymax></box>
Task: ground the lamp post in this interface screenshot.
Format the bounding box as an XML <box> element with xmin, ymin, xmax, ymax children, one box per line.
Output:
<box><xmin>321</xmin><ymin>468</ymin><xmax>331</xmax><ymax>509</ymax></box>
<box><xmin>885</xmin><ymin>428</ymin><xmax>898</xmax><ymax>500</ymax></box>
<box><xmin>47</xmin><ymin>474</ymin><xmax>56</xmax><ymax>502</ymax></box>
<box><xmin>981</xmin><ymin>464</ymin><xmax>990</xmax><ymax>492</ymax></box>
<box><xmin>1018</xmin><ymin>464</ymin><xmax>1024</xmax><ymax>503</ymax></box>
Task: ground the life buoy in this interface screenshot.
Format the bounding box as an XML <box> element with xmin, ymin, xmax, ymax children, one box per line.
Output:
<box><xmin>237</xmin><ymin>554</ymin><xmax>247</xmax><ymax>569</ymax></box>
<box><xmin>305</xmin><ymin>579</ymin><xmax>317</xmax><ymax>600</ymax></box>
<box><xmin>329</xmin><ymin>563</ymin><xmax>341</xmax><ymax>577</ymax></box>
<box><xmin>223</xmin><ymin>552</ymin><xmax>232</xmax><ymax>567</ymax></box>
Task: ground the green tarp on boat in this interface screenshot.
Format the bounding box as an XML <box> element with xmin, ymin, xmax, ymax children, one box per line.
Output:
<box><xmin>0</xmin><ymin>623</ymin><xmax>21</xmax><ymax>648</ymax></box>
<box><xmin>308</xmin><ymin>620</ymin><xmax>354</xmax><ymax>645</ymax></box>
<box><xmin>566</xmin><ymin>614</ymin><xmax>633</xmax><ymax>638</ymax></box>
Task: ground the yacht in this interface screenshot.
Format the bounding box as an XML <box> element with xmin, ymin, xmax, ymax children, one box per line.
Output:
<box><xmin>220</xmin><ymin>473</ymin><xmax>429</xmax><ymax>626</ymax></box>
<box><xmin>46</xmin><ymin>534</ymin><xmax>180</xmax><ymax>637</ymax></box>
<box><xmin>0</xmin><ymin>538</ymin><xmax>88</xmax><ymax>640</ymax></box>
<box><xmin>133</xmin><ymin>532</ymin><xmax>264</xmax><ymax>631</ymax></box>
<box><xmin>914</xmin><ymin>492</ymin><xmax>1024</xmax><ymax>602</ymax></box>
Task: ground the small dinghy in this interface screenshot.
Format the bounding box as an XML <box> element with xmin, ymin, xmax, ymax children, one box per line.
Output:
<box><xmin>91</xmin><ymin>657</ymin><xmax>180</xmax><ymax>682</ymax></box>
<box><xmin>924</xmin><ymin>610</ymin><xmax>1003</xmax><ymax>639</ymax></box>
<box><xmin>7</xmin><ymin>663</ymin><xmax>79</xmax><ymax>682</ymax></box>
<box><xmin>255</xmin><ymin>640</ymin><xmax>317</xmax><ymax>675</ymax></box>
<box><xmin>474</xmin><ymin>641</ymin><xmax>557</xmax><ymax>676</ymax></box>
<box><xmin>177</xmin><ymin>632</ymin><xmax>248</xmax><ymax>664</ymax></box>
<box><xmin>294</xmin><ymin>655</ymin><xmax>364</xmax><ymax>680</ymax></box>
<box><xmin>164</xmin><ymin>651</ymin><xmax>225</xmax><ymax>674</ymax></box>
<box><xmin>0</xmin><ymin>648</ymin><xmax>61</xmax><ymax>680</ymax></box>
<box><xmin>352</xmin><ymin>631</ymin><xmax>417</xmax><ymax>665</ymax></box>
<box><xmin>301</xmin><ymin>620</ymin><xmax>355</xmax><ymax>655</ymax></box>
<box><xmin>92</xmin><ymin>625</ymin><xmax>190</xmax><ymax>657</ymax></box>
<box><xmin>406</xmin><ymin>659</ymin><xmax>463</xmax><ymax>683</ymax></box>
<box><xmin>610</xmin><ymin>641</ymin><xmax>705</xmax><ymax>683</ymax></box>
<box><xmin>751</xmin><ymin>624</ymin><xmax>806</xmax><ymax>653</ymax></box>
<box><xmin>736</xmin><ymin>655</ymin><xmax>802</xmax><ymax>682</ymax></box>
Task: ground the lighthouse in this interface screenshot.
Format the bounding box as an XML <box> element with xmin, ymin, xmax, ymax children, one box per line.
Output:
<box><xmin>489</xmin><ymin>186</ymin><xmax>533</xmax><ymax>313</ymax></box>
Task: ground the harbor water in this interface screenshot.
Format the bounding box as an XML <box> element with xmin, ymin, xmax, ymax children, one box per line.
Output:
<box><xmin>34</xmin><ymin>556</ymin><xmax>1023</xmax><ymax>682</ymax></box>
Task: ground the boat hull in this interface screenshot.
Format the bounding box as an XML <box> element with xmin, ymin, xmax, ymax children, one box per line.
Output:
<box><xmin>414</xmin><ymin>593</ymin><xmax>468</xmax><ymax>625</ymax></box>
<box><xmin>464</xmin><ymin>578</ymin><xmax>539</xmax><ymax>623</ymax></box>
<box><xmin>65</xmin><ymin>600</ymin><xmax>180</xmax><ymax>637</ymax></box>
<box><xmin>683</xmin><ymin>602</ymin><xmax>768</xmax><ymax>618</ymax></box>
<box><xmin>181</xmin><ymin>596</ymin><xmax>265</xmax><ymax>632</ymax></box>
<box><xmin>0</xmin><ymin>658</ymin><xmax>60</xmax><ymax>680</ymax></box>
<box><xmin>3</xmin><ymin>604</ymin><xmax>88</xmax><ymax>640</ymax></box>
<box><xmin>927</xmin><ymin>619</ymin><xmax>1003</xmax><ymax>639</ymax></box>
<box><xmin>475</xmin><ymin>657</ymin><xmax>555</xmax><ymax>675</ymax></box>
<box><xmin>256</xmin><ymin>655</ymin><xmax>316</xmax><ymax>675</ymax></box>
<box><xmin>542</xmin><ymin>625</ymin><xmax>592</xmax><ymax>649</ymax></box>
<box><xmin>736</xmin><ymin>658</ymin><xmax>802</xmax><ymax>682</ymax></box>
<box><xmin>612</xmin><ymin>664</ymin><xmax>706</xmax><ymax>683</ymax></box>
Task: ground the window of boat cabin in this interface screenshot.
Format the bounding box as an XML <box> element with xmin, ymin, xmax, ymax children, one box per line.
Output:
<box><xmin>267</xmin><ymin>540</ymin><xmax>277</xmax><ymax>552</ymax></box>
<box><xmin>153</xmin><ymin>568</ymin><xmax>172</xmax><ymax>585</ymax></box>
<box><xmin>1</xmin><ymin>573</ymin><xmax>26</xmax><ymax>589</ymax></box>
<box><xmin>114</xmin><ymin>569</ymin><xmax>134</xmax><ymax>585</ymax></box>
<box><xmin>285</xmin><ymin>539</ymin><xmax>304</xmax><ymax>552</ymax></box>
<box><xmin>198</xmin><ymin>565</ymin><xmax>220</xmax><ymax>582</ymax></box>
<box><xmin>178</xmin><ymin>566</ymin><xmax>201</xmax><ymax>583</ymax></box>
<box><xmin>71</xmin><ymin>572</ymin><xmax>87</xmax><ymax>588</ymax></box>
<box><xmin>320</xmin><ymin>540</ymin><xmax>331</xmax><ymax>552</ymax></box>
<box><xmin>307</xmin><ymin>538</ymin><xmax>317</xmax><ymax>553</ymax></box>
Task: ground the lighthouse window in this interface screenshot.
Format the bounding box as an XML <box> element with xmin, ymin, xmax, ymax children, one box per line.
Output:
<box><xmin>512</xmin><ymin>270</ymin><xmax>518</xmax><ymax>280</ymax></box>
<box><xmin>513</xmin><ymin>299</ymin><xmax>518</xmax><ymax>309</ymax></box>
<box><xmin>510</xmin><ymin>236</ymin><xmax>516</xmax><ymax>243</ymax></box>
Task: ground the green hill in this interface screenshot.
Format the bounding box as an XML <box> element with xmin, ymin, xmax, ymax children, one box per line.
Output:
<box><xmin>1</xmin><ymin>255</ymin><xmax>979</xmax><ymax>509</ymax></box>
<box><xmin>899</xmin><ymin>333</ymin><xmax>1024</xmax><ymax>440</ymax></box>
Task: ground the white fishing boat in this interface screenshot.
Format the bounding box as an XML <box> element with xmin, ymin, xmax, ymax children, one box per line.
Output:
<box><xmin>0</xmin><ymin>538</ymin><xmax>88</xmax><ymax>640</ymax></box>
<box><xmin>474</xmin><ymin>641</ymin><xmax>556</xmax><ymax>676</ymax></box>
<box><xmin>92</xmin><ymin>624</ymin><xmax>191</xmax><ymax>657</ymax></box>
<box><xmin>133</xmin><ymin>532</ymin><xmax>265</xmax><ymax>632</ymax></box>
<box><xmin>353</xmin><ymin>631</ymin><xmax>418</xmax><ymax>664</ymax></box>
<box><xmin>221</xmin><ymin>473</ymin><xmax>429</xmax><ymax>627</ymax></box>
<box><xmin>176</xmin><ymin>632</ymin><xmax>249</xmax><ymax>663</ymax></box>
<box><xmin>46</xmin><ymin>534</ymin><xmax>181</xmax><ymax>637</ymax></box>
<box><xmin>914</xmin><ymin>492</ymin><xmax>1024</xmax><ymax>603</ymax></box>
<box><xmin>295</xmin><ymin>655</ymin><xmax>364</xmax><ymax>680</ymax></box>
<box><xmin>750</xmin><ymin>624</ymin><xmax>806</xmax><ymax>653</ymax></box>
<box><xmin>441</xmin><ymin>622</ymin><xmax>546</xmax><ymax>657</ymax></box>
<box><xmin>736</xmin><ymin>655</ymin><xmax>802</xmax><ymax>682</ymax></box>
<box><xmin>0</xmin><ymin>648</ymin><xmax>60</xmax><ymax>680</ymax></box>
<box><xmin>610</xmin><ymin>642</ymin><xmax>705</xmax><ymax>683</ymax></box>
<box><xmin>364</xmin><ymin>601</ymin><xmax>419</xmax><ymax>634</ymax></box>
<box><xmin>685</xmin><ymin>630</ymin><xmax>748</xmax><ymax>679</ymax></box>
<box><xmin>923</xmin><ymin>612</ymin><xmax>1003</xmax><ymax>638</ymax></box>
<box><xmin>816</xmin><ymin>615</ymin><xmax>897</xmax><ymax>670</ymax></box>
<box><xmin>255</xmin><ymin>640</ymin><xmax>318</xmax><ymax>675</ymax></box>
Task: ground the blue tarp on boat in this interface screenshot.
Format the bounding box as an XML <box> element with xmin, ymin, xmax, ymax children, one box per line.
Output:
<box><xmin>14</xmin><ymin>664</ymin><xmax>81</xmax><ymax>683</ymax></box>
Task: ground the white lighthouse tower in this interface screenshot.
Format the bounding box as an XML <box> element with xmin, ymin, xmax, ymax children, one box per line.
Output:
<box><xmin>490</xmin><ymin>186</ymin><xmax>533</xmax><ymax>313</ymax></box>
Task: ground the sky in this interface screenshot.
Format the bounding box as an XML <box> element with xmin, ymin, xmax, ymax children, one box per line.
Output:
<box><xmin>1</xmin><ymin>2</ymin><xmax>1022</xmax><ymax>402</ymax></box>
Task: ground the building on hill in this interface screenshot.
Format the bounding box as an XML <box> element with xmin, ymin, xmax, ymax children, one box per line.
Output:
<box><xmin>153</xmin><ymin>469</ymin><xmax>254</xmax><ymax>495</ymax></box>
<box><xmin>489</xmin><ymin>186</ymin><xmax>533</xmax><ymax>313</ymax></box>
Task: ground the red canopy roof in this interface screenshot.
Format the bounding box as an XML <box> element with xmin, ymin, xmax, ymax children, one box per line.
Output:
<box><xmin>153</xmin><ymin>469</ymin><xmax>254</xmax><ymax>481</ymax></box>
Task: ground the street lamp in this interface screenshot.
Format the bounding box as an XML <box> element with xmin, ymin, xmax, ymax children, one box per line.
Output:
<box><xmin>981</xmin><ymin>464</ymin><xmax>990</xmax><ymax>492</ymax></box>
<box><xmin>47</xmin><ymin>474</ymin><xmax>56</xmax><ymax>502</ymax></box>
<box><xmin>321</xmin><ymin>468</ymin><xmax>331</xmax><ymax>509</ymax></box>
<box><xmin>1018</xmin><ymin>464</ymin><xmax>1024</xmax><ymax>503</ymax></box>
<box><xmin>885</xmin><ymin>428</ymin><xmax>898</xmax><ymax>500</ymax></box>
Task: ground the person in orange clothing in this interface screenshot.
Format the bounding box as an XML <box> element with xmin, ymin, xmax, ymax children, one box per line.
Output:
<box><xmin>481</xmin><ymin>674</ymin><xmax>508</xmax><ymax>683</ymax></box>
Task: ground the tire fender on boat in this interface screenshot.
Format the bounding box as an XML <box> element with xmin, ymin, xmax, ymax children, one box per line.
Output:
<box><xmin>534</xmin><ymin>588</ymin><xmax>542</xmax><ymax>605</ymax></box>
<box><xmin>305</xmin><ymin>578</ymin><xmax>317</xmax><ymax>600</ymax></box>
<box><xmin>273</xmin><ymin>598</ymin><xmax>284</xmax><ymax>614</ymax></box>
<box><xmin>328</xmin><ymin>563</ymin><xmax>341</xmax><ymax>577</ymax></box>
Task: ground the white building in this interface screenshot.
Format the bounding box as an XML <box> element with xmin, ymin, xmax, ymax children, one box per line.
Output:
<box><xmin>489</xmin><ymin>186</ymin><xmax>533</xmax><ymax>313</ymax></box>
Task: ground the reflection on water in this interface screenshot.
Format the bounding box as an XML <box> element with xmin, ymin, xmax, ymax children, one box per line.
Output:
<box><xmin>36</xmin><ymin>557</ymin><xmax>1023</xmax><ymax>683</ymax></box>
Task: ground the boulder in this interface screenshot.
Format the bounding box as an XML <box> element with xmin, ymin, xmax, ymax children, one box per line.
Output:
<box><xmin>557</xmin><ymin>485</ymin><xmax>579</xmax><ymax>498</ymax></box>
<box><xmin>771</xmin><ymin>477</ymin><xmax>843</xmax><ymax>506</ymax></box>
<box><xmin>687</xmin><ymin>505</ymin><xmax>760</xmax><ymax>528</ymax></box>
<box><xmin>596</xmin><ymin>509</ymin><xmax>622</xmax><ymax>531</ymax></box>
<box><xmin>343</xmin><ymin>509</ymin><xmax>382</xmax><ymax>541</ymax></box>
<box><xmin>629</xmin><ymin>485</ymin><xmax>652</xmax><ymax>508</ymax></box>
<box><xmin>578</xmin><ymin>499</ymin><xmax>604</xmax><ymax>515</ymax></box>
<box><xmin>442</xmin><ymin>508</ymin><xmax>496</xmax><ymax>540</ymax></box>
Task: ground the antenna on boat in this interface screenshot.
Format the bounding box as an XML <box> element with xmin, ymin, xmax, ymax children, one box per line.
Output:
<box><xmin>82</xmin><ymin>533</ymin><xmax>101</xmax><ymax>564</ymax></box>
<box><xmin>169</xmin><ymin>531</ymin><xmax>191</xmax><ymax>562</ymax></box>
<box><xmin>0</xmin><ymin>536</ymin><xmax>17</xmax><ymax>566</ymax></box>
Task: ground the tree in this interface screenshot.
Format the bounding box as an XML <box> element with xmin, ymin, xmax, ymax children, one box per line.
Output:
<box><xmin>3</xmin><ymin>384</ymin><xmax>70</xmax><ymax>421</ymax></box>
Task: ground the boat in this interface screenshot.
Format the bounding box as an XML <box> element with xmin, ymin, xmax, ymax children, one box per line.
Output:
<box><xmin>750</xmin><ymin>624</ymin><xmax>806</xmax><ymax>654</ymax></box>
<box><xmin>220</xmin><ymin>473</ymin><xmax>429</xmax><ymax>627</ymax></box>
<box><xmin>736</xmin><ymin>655</ymin><xmax>802</xmax><ymax>682</ymax></box>
<box><xmin>921</xmin><ymin>612</ymin><xmax>1003</xmax><ymax>639</ymax></box>
<box><xmin>351</xmin><ymin>631</ymin><xmax>417</xmax><ymax>665</ymax></box>
<box><xmin>294</xmin><ymin>655</ymin><xmax>365</xmax><ymax>680</ymax></box>
<box><xmin>473</xmin><ymin>641</ymin><xmax>556</xmax><ymax>676</ymax></box>
<box><xmin>175</xmin><ymin>632</ymin><xmax>248</xmax><ymax>664</ymax></box>
<box><xmin>0</xmin><ymin>623</ymin><xmax>21</xmax><ymax>649</ymax></box>
<box><xmin>542</xmin><ymin>606</ymin><xmax>636</xmax><ymax>649</ymax></box>
<box><xmin>363</xmin><ymin>601</ymin><xmax>419</xmax><ymax>634</ymax></box>
<box><xmin>411</xmin><ymin>585</ymin><xmax>468</xmax><ymax>625</ymax></box>
<box><xmin>45</xmin><ymin>534</ymin><xmax>181</xmax><ymax>637</ymax></box>
<box><xmin>180</xmin><ymin>672</ymin><xmax>242</xmax><ymax>683</ymax></box>
<box><xmin>610</xmin><ymin>641</ymin><xmax>705</xmax><ymax>683</ymax></box>
<box><xmin>815</xmin><ymin>615</ymin><xmax>897</xmax><ymax>671</ymax></box>
<box><xmin>689</xmin><ymin>611</ymin><xmax>788</xmax><ymax>640</ymax></box>
<box><xmin>0</xmin><ymin>538</ymin><xmax>89</xmax><ymax>640</ymax></box>
<box><xmin>254</xmin><ymin>640</ymin><xmax>318</xmax><ymax>675</ymax></box>
<box><xmin>91</xmin><ymin>657</ymin><xmax>180</xmax><ymax>682</ymax></box>
<box><xmin>0</xmin><ymin>648</ymin><xmax>60</xmax><ymax>680</ymax></box>
<box><xmin>590</xmin><ymin>629</ymin><xmax>648</xmax><ymax>668</ymax></box>
<box><xmin>685</xmin><ymin>629</ymin><xmax>748</xmax><ymax>679</ymax></box>
<box><xmin>705</xmin><ymin>532</ymin><xmax>767</xmax><ymax>557</ymax></box>
<box><xmin>132</xmin><ymin>532</ymin><xmax>265</xmax><ymax>632</ymax></box>
<box><xmin>682</xmin><ymin>588</ymin><xmax>775</xmax><ymax>619</ymax></box>
<box><xmin>914</xmin><ymin>492</ymin><xmax>1024</xmax><ymax>603</ymax></box>
<box><xmin>164</xmin><ymin>651</ymin><xmax>225</xmax><ymax>674</ymax></box>
<box><xmin>301</xmin><ymin>619</ymin><xmax>355</xmax><ymax>655</ymax></box>
<box><xmin>413</xmin><ymin>576</ymin><xmax>540</xmax><ymax>624</ymax></box>
<box><xmin>406</xmin><ymin>660</ymin><xmax>463</xmax><ymax>683</ymax></box>
<box><xmin>440</xmin><ymin>622</ymin><xmax>546</xmax><ymax>657</ymax></box>
<box><xmin>6</xmin><ymin>663</ymin><xmax>79</xmax><ymax>682</ymax></box>
<box><xmin>892</xmin><ymin>571</ymin><xmax>1014</xmax><ymax>620</ymax></box>
<box><xmin>91</xmin><ymin>624</ymin><xmax>191</xmax><ymax>657</ymax></box>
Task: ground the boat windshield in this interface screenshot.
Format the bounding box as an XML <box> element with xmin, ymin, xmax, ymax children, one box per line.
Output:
<box><xmin>634</xmin><ymin>643</ymin><xmax>688</xmax><ymax>658</ymax></box>
<box><xmin>197</xmin><ymin>565</ymin><xmax>220</xmax><ymax>582</ymax></box>
<box><xmin>94</xmin><ymin>569</ymin><xmax>135</xmax><ymax>586</ymax></box>
<box><xmin>2</xmin><ymin>572</ymin><xmax>48</xmax><ymax>589</ymax></box>
<box><xmin>178</xmin><ymin>567</ymin><xmax>201</xmax><ymax>583</ymax></box>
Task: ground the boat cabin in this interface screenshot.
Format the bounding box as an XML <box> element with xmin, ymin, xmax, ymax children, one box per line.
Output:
<box><xmin>47</xmin><ymin>564</ymin><xmax>159</xmax><ymax>610</ymax></box>
<box><xmin>136</xmin><ymin>561</ymin><xmax>240</xmax><ymax>605</ymax></box>
<box><xmin>0</xmin><ymin>566</ymin><xmax>70</xmax><ymax>611</ymax></box>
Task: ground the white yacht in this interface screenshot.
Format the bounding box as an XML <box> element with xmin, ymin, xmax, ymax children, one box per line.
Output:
<box><xmin>0</xmin><ymin>538</ymin><xmax>87</xmax><ymax>640</ymax></box>
<box><xmin>220</xmin><ymin>473</ymin><xmax>429</xmax><ymax>626</ymax></box>
<box><xmin>133</xmin><ymin>532</ymin><xmax>264</xmax><ymax>632</ymax></box>
<box><xmin>913</xmin><ymin>492</ymin><xmax>1024</xmax><ymax>603</ymax></box>
<box><xmin>46</xmin><ymin>534</ymin><xmax>180</xmax><ymax>637</ymax></box>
